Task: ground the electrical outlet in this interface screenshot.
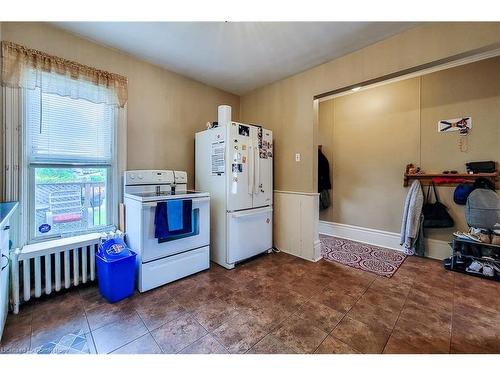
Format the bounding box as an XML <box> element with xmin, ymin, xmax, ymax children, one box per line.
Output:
<box><xmin>295</xmin><ymin>153</ymin><xmax>301</xmax><ymax>162</ymax></box>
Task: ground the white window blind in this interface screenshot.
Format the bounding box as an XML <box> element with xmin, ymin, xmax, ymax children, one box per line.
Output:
<box><xmin>26</xmin><ymin>86</ymin><xmax>115</xmax><ymax>164</ymax></box>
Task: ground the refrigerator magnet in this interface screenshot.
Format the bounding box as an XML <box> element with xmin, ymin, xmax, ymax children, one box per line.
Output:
<box><xmin>232</xmin><ymin>163</ymin><xmax>243</xmax><ymax>173</ymax></box>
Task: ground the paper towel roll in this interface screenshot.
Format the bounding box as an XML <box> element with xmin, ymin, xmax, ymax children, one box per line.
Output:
<box><xmin>218</xmin><ymin>105</ymin><xmax>232</xmax><ymax>126</ymax></box>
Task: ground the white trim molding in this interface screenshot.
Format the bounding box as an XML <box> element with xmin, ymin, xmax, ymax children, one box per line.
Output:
<box><xmin>318</xmin><ymin>221</ymin><xmax>450</xmax><ymax>260</ymax></box>
<box><xmin>313</xmin><ymin>239</ymin><xmax>322</xmax><ymax>262</ymax></box>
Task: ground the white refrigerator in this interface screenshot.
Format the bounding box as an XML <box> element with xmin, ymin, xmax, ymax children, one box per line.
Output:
<box><xmin>195</xmin><ymin>106</ymin><xmax>273</xmax><ymax>269</ymax></box>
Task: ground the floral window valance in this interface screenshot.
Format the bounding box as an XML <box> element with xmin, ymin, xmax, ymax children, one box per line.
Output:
<box><xmin>1</xmin><ymin>41</ymin><xmax>128</xmax><ymax>108</ymax></box>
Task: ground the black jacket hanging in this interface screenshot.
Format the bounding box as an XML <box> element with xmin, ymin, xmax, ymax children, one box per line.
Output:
<box><xmin>318</xmin><ymin>148</ymin><xmax>332</xmax><ymax>192</ymax></box>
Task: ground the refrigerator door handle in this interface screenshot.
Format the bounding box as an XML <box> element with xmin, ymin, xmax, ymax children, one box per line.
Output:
<box><xmin>254</xmin><ymin>144</ymin><xmax>260</xmax><ymax>194</ymax></box>
<box><xmin>231</xmin><ymin>207</ymin><xmax>273</xmax><ymax>218</ymax></box>
<box><xmin>248</xmin><ymin>145</ymin><xmax>254</xmax><ymax>195</ymax></box>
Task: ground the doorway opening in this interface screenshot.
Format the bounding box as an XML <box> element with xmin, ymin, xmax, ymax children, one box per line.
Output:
<box><xmin>314</xmin><ymin>47</ymin><xmax>500</xmax><ymax>261</ymax></box>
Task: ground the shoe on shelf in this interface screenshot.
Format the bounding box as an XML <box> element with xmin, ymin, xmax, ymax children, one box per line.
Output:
<box><xmin>489</xmin><ymin>262</ymin><xmax>500</xmax><ymax>274</ymax></box>
<box><xmin>478</xmin><ymin>232</ymin><xmax>492</xmax><ymax>244</ymax></box>
<box><xmin>466</xmin><ymin>260</ymin><xmax>483</xmax><ymax>274</ymax></box>
<box><xmin>492</xmin><ymin>234</ymin><xmax>500</xmax><ymax>246</ymax></box>
<box><xmin>454</xmin><ymin>231</ymin><xmax>479</xmax><ymax>241</ymax></box>
<box><xmin>483</xmin><ymin>263</ymin><xmax>495</xmax><ymax>277</ymax></box>
<box><xmin>464</xmin><ymin>233</ymin><xmax>482</xmax><ymax>242</ymax></box>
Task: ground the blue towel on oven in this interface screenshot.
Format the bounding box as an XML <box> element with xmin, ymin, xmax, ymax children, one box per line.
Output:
<box><xmin>166</xmin><ymin>200</ymin><xmax>184</xmax><ymax>231</ymax></box>
<box><xmin>154</xmin><ymin>200</ymin><xmax>192</xmax><ymax>240</ymax></box>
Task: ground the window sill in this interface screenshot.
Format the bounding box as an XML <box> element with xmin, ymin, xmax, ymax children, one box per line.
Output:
<box><xmin>18</xmin><ymin>232</ymin><xmax>103</xmax><ymax>260</ymax></box>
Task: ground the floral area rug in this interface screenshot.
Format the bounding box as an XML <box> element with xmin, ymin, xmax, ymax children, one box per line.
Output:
<box><xmin>320</xmin><ymin>234</ymin><xmax>406</xmax><ymax>278</ymax></box>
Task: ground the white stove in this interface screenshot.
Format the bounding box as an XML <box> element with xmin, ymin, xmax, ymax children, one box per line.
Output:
<box><xmin>125</xmin><ymin>190</ymin><xmax>206</xmax><ymax>202</ymax></box>
<box><xmin>123</xmin><ymin>170</ymin><xmax>210</xmax><ymax>292</ymax></box>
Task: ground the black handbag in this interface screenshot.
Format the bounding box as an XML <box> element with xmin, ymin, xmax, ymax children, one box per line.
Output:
<box><xmin>422</xmin><ymin>182</ymin><xmax>454</xmax><ymax>228</ymax></box>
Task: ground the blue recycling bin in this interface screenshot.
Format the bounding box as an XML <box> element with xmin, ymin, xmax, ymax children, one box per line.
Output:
<box><xmin>96</xmin><ymin>238</ymin><xmax>137</xmax><ymax>303</ymax></box>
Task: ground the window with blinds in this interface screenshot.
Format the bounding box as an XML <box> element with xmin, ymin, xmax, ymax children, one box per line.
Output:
<box><xmin>24</xmin><ymin>85</ymin><xmax>116</xmax><ymax>241</ymax></box>
<box><xmin>26</xmin><ymin>88</ymin><xmax>115</xmax><ymax>164</ymax></box>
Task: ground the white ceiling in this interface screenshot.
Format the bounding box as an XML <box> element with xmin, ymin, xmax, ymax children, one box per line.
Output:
<box><xmin>52</xmin><ymin>22</ymin><xmax>418</xmax><ymax>95</ymax></box>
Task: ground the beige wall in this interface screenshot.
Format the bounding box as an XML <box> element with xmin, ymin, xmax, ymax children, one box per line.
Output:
<box><xmin>1</xmin><ymin>22</ymin><xmax>240</xmax><ymax>189</ymax></box>
<box><xmin>318</xmin><ymin>57</ymin><xmax>500</xmax><ymax>240</ymax></box>
<box><xmin>240</xmin><ymin>22</ymin><xmax>500</xmax><ymax>194</ymax></box>
<box><xmin>421</xmin><ymin>57</ymin><xmax>500</xmax><ymax>240</ymax></box>
<box><xmin>319</xmin><ymin>78</ymin><xmax>421</xmax><ymax>232</ymax></box>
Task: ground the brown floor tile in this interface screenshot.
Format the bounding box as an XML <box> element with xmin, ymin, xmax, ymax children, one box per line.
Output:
<box><xmin>247</xmin><ymin>334</ymin><xmax>297</xmax><ymax>354</ymax></box>
<box><xmin>358</xmin><ymin>289</ymin><xmax>406</xmax><ymax>312</ymax></box>
<box><xmin>391</xmin><ymin>266</ymin><xmax>418</xmax><ymax>282</ymax></box>
<box><xmin>413</xmin><ymin>280</ymin><xmax>454</xmax><ymax>301</ymax></box>
<box><xmin>347</xmin><ymin>301</ymin><xmax>399</xmax><ymax>332</ymax></box>
<box><xmin>314</xmin><ymin>335</ymin><xmax>359</xmax><ymax>354</ymax></box>
<box><xmin>151</xmin><ymin>315</ymin><xmax>207</xmax><ymax>354</ymax></box>
<box><xmin>92</xmin><ymin>312</ymin><xmax>148</xmax><ymax>354</ymax></box>
<box><xmin>262</xmin><ymin>288</ymin><xmax>309</xmax><ymax>314</ymax></box>
<box><xmin>136</xmin><ymin>299</ymin><xmax>188</xmax><ymax>331</ymax></box>
<box><xmin>309</xmin><ymin>273</ymin><xmax>369</xmax><ymax>297</ymax></box>
<box><xmin>384</xmin><ymin>322</ymin><xmax>450</xmax><ymax>354</ymax></box>
<box><xmin>127</xmin><ymin>284</ymin><xmax>173</xmax><ymax>307</ymax></box>
<box><xmin>453</xmin><ymin>302</ymin><xmax>500</xmax><ymax>328</ymax></box>
<box><xmin>332</xmin><ymin>316</ymin><xmax>391</xmax><ymax>354</ymax></box>
<box><xmin>406</xmin><ymin>287</ymin><xmax>453</xmax><ymax>312</ymax></box>
<box><xmin>451</xmin><ymin>312</ymin><xmax>500</xmax><ymax>353</ymax></box>
<box><xmin>0</xmin><ymin>312</ymin><xmax>32</xmax><ymax>354</ymax></box>
<box><xmin>296</xmin><ymin>299</ymin><xmax>344</xmax><ymax>333</ymax></box>
<box><xmin>31</xmin><ymin>309</ymin><xmax>90</xmax><ymax>349</ymax></box>
<box><xmin>201</xmin><ymin>275</ymin><xmax>241</xmax><ymax>294</ymax></box>
<box><xmin>243</xmin><ymin>276</ymin><xmax>285</xmax><ymax>296</ymax></box>
<box><xmin>285</xmin><ymin>277</ymin><xmax>324</xmax><ymax>299</ymax></box>
<box><xmin>316</xmin><ymin>262</ymin><xmax>376</xmax><ymax>286</ymax></box>
<box><xmin>222</xmin><ymin>288</ymin><xmax>264</xmax><ymax>312</ymax></box>
<box><xmin>111</xmin><ymin>333</ymin><xmax>162</xmax><ymax>354</ymax></box>
<box><xmin>247</xmin><ymin>304</ymin><xmax>294</xmax><ymax>331</ymax></box>
<box><xmin>174</xmin><ymin>283</ymin><xmax>223</xmax><ymax>311</ymax></box>
<box><xmin>224</xmin><ymin>260</ymin><xmax>267</xmax><ymax>279</ymax></box>
<box><xmin>398</xmin><ymin>300</ymin><xmax>452</xmax><ymax>334</ymax></box>
<box><xmin>347</xmin><ymin>290</ymin><xmax>405</xmax><ymax>331</ymax></box>
<box><xmin>368</xmin><ymin>276</ymin><xmax>413</xmax><ymax>299</ymax></box>
<box><xmin>179</xmin><ymin>334</ymin><xmax>229</xmax><ymax>354</ymax></box>
<box><xmin>193</xmin><ymin>264</ymin><xmax>230</xmax><ymax>283</ymax></box>
<box><xmin>311</xmin><ymin>286</ymin><xmax>358</xmax><ymax>314</ymax></box>
<box><xmin>211</xmin><ymin>312</ymin><xmax>270</xmax><ymax>354</ymax></box>
<box><xmin>454</xmin><ymin>272</ymin><xmax>500</xmax><ymax>292</ymax></box>
<box><xmin>85</xmin><ymin>303</ymin><xmax>137</xmax><ymax>331</ymax></box>
<box><xmin>79</xmin><ymin>285</ymin><xmax>111</xmax><ymax>311</ymax></box>
<box><xmin>32</xmin><ymin>292</ymin><xmax>84</xmax><ymax>315</ymax></box>
<box><xmin>272</xmin><ymin>315</ymin><xmax>328</xmax><ymax>354</ymax></box>
<box><xmin>191</xmin><ymin>297</ymin><xmax>239</xmax><ymax>332</ymax></box>
<box><xmin>454</xmin><ymin>287</ymin><xmax>500</xmax><ymax>315</ymax></box>
<box><xmin>160</xmin><ymin>275</ymin><xmax>202</xmax><ymax>297</ymax></box>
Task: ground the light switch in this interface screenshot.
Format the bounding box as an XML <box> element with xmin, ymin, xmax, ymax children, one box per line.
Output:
<box><xmin>295</xmin><ymin>153</ymin><xmax>301</xmax><ymax>162</ymax></box>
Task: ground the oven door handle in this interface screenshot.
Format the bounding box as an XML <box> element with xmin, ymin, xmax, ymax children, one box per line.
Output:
<box><xmin>142</xmin><ymin>197</ymin><xmax>210</xmax><ymax>207</ymax></box>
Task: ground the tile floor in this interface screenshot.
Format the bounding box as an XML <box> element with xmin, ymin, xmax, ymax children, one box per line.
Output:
<box><xmin>1</xmin><ymin>251</ymin><xmax>500</xmax><ymax>354</ymax></box>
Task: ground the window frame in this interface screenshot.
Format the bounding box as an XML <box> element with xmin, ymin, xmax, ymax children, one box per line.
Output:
<box><xmin>22</xmin><ymin>88</ymin><xmax>119</xmax><ymax>244</ymax></box>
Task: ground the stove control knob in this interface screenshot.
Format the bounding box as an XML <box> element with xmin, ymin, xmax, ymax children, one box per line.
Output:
<box><xmin>138</xmin><ymin>173</ymin><xmax>143</xmax><ymax>180</ymax></box>
<box><xmin>129</xmin><ymin>173</ymin><xmax>136</xmax><ymax>180</ymax></box>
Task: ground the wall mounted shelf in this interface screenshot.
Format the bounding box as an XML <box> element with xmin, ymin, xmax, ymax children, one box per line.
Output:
<box><xmin>403</xmin><ymin>172</ymin><xmax>499</xmax><ymax>188</ymax></box>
